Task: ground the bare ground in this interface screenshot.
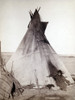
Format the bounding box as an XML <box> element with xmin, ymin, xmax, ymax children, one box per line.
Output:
<box><xmin>7</xmin><ymin>84</ymin><xmax>75</xmax><ymax>100</ymax></box>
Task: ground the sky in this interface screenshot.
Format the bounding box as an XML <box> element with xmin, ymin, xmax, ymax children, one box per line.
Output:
<box><xmin>0</xmin><ymin>0</ymin><xmax>75</xmax><ymax>55</ymax></box>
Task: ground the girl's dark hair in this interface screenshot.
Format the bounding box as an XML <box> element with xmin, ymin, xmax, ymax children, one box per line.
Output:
<box><xmin>57</xmin><ymin>70</ymin><xmax>63</xmax><ymax>75</ymax></box>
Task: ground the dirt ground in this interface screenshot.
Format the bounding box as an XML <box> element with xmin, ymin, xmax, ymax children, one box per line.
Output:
<box><xmin>7</xmin><ymin>84</ymin><xmax>75</xmax><ymax>100</ymax></box>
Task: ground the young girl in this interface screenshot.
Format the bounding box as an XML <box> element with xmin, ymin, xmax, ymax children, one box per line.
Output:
<box><xmin>53</xmin><ymin>70</ymin><xmax>70</xmax><ymax>91</ymax></box>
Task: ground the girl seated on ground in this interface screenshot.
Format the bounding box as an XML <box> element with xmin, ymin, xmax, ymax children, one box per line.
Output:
<box><xmin>53</xmin><ymin>70</ymin><xmax>70</xmax><ymax>91</ymax></box>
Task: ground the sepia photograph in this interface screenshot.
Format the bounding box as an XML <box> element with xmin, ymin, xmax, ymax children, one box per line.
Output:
<box><xmin>0</xmin><ymin>0</ymin><xmax>75</xmax><ymax>100</ymax></box>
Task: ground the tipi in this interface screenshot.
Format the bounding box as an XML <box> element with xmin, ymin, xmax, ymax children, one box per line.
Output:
<box><xmin>0</xmin><ymin>42</ymin><xmax>22</xmax><ymax>99</ymax></box>
<box><xmin>6</xmin><ymin>9</ymin><xmax>73</xmax><ymax>88</ymax></box>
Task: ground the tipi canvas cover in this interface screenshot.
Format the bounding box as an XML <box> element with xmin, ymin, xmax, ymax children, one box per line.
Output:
<box><xmin>6</xmin><ymin>9</ymin><xmax>73</xmax><ymax>87</ymax></box>
<box><xmin>0</xmin><ymin>64</ymin><xmax>22</xmax><ymax>99</ymax></box>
